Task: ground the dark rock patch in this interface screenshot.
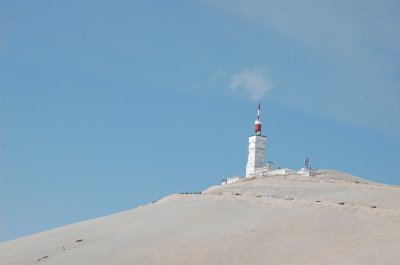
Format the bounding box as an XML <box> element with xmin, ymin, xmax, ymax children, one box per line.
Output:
<box><xmin>36</xmin><ymin>256</ymin><xmax>48</xmax><ymax>262</ymax></box>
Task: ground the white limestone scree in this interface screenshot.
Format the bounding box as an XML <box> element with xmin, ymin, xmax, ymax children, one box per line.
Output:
<box><xmin>246</xmin><ymin>103</ymin><xmax>267</xmax><ymax>178</ymax></box>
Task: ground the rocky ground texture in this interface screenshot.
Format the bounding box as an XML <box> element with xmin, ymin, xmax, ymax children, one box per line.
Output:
<box><xmin>1</xmin><ymin>170</ymin><xmax>399</xmax><ymax>265</ymax></box>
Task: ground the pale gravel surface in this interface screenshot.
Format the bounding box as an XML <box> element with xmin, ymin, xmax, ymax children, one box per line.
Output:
<box><xmin>1</xmin><ymin>170</ymin><xmax>399</xmax><ymax>265</ymax></box>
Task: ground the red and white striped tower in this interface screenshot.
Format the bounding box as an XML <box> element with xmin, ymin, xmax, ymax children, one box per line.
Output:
<box><xmin>246</xmin><ymin>102</ymin><xmax>267</xmax><ymax>177</ymax></box>
<box><xmin>255</xmin><ymin>102</ymin><xmax>262</xmax><ymax>135</ymax></box>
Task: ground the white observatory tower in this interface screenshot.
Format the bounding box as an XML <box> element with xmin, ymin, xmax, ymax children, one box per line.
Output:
<box><xmin>246</xmin><ymin>103</ymin><xmax>267</xmax><ymax>177</ymax></box>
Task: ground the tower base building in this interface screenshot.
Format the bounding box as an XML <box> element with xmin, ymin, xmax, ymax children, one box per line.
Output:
<box><xmin>246</xmin><ymin>135</ymin><xmax>266</xmax><ymax>177</ymax></box>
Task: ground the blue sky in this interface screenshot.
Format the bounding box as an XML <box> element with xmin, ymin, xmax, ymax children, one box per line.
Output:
<box><xmin>1</xmin><ymin>0</ymin><xmax>399</xmax><ymax>242</ymax></box>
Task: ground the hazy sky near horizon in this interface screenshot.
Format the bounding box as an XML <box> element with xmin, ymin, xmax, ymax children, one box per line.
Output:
<box><xmin>1</xmin><ymin>0</ymin><xmax>399</xmax><ymax>241</ymax></box>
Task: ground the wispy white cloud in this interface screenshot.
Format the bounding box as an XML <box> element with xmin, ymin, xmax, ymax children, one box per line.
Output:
<box><xmin>208</xmin><ymin>0</ymin><xmax>400</xmax><ymax>58</ymax></box>
<box><xmin>229</xmin><ymin>68</ymin><xmax>272</xmax><ymax>101</ymax></box>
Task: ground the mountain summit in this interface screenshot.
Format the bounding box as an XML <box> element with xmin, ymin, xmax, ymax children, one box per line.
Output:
<box><xmin>1</xmin><ymin>170</ymin><xmax>399</xmax><ymax>265</ymax></box>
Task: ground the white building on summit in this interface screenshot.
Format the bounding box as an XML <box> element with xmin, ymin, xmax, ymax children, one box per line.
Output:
<box><xmin>241</xmin><ymin>103</ymin><xmax>315</xmax><ymax>180</ymax></box>
<box><xmin>246</xmin><ymin>103</ymin><xmax>267</xmax><ymax>177</ymax></box>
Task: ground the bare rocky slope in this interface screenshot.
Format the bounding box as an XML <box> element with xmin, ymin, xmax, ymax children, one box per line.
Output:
<box><xmin>1</xmin><ymin>170</ymin><xmax>400</xmax><ymax>265</ymax></box>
